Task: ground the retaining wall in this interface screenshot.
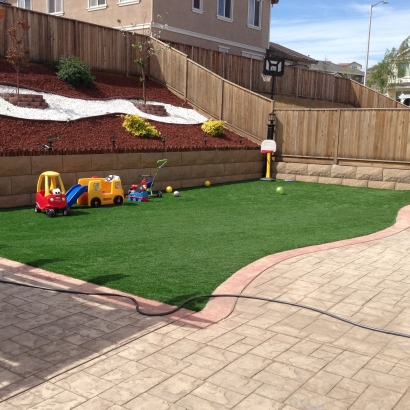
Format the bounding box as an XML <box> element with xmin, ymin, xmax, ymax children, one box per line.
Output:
<box><xmin>273</xmin><ymin>161</ymin><xmax>410</xmax><ymax>191</ymax></box>
<box><xmin>0</xmin><ymin>150</ymin><xmax>264</xmax><ymax>208</ymax></box>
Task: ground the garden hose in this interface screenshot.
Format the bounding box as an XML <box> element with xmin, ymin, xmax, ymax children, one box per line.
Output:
<box><xmin>1</xmin><ymin>278</ymin><xmax>409</xmax><ymax>339</ymax></box>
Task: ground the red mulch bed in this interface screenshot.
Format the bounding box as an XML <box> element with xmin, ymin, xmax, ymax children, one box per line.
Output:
<box><xmin>0</xmin><ymin>62</ymin><xmax>258</xmax><ymax>152</ymax></box>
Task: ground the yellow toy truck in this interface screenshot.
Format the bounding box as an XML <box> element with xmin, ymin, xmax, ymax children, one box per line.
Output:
<box><xmin>77</xmin><ymin>175</ymin><xmax>124</xmax><ymax>207</ymax></box>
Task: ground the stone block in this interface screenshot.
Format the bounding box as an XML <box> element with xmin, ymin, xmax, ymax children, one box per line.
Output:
<box><xmin>295</xmin><ymin>175</ymin><xmax>319</xmax><ymax>183</ymax></box>
<box><xmin>307</xmin><ymin>164</ymin><xmax>332</xmax><ymax>177</ymax></box>
<box><xmin>224</xmin><ymin>162</ymin><xmax>240</xmax><ymax>176</ymax></box>
<box><xmin>0</xmin><ymin>194</ymin><xmax>31</xmax><ymax>209</ymax></box>
<box><xmin>117</xmin><ymin>153</ymin><xmax>141</xmax><ymax>169</ymax></box>
<box><xmin>205</xmin><ymin>163</ymin><xmax>225</xmax><ymax>178</ymax></box>
<box><xmin>63</xmin><ymin>155</ymin><xmax>92</xmax><ymax>173</ymax></box>
<box><xmin>342</xmin><ymin>179</ymin><xmax>368</xmax><ymax>188</ymax></box>
<box><xmin>181</xmin><ymin>178</ymin><xmax>202</xmax><ymax>188</ymax></box>
<box><xmin>395</xmin><ymin>183</ymin><xmax>410</xmax><ymax>191</ymax></box>
<box><xmin>253</xmin><ymin>161</ymin><xmax>264</xmax><ymax>173</ymax></box>
<box><xmin>0</xmin><ymin>157</ymin><xmax>31</xmax><ymax>177</ymax></box>
<box><xmin>170</xmin><ymin>166</ymin><xmax>191</xmax><ymax>181</ymax></box>
<box><xmin>240</xmin><ymin>162</ymin><xmax>255</xmax><ymax>175</ymax></box>
<box><xmin>318</xmin><ymin>177</ymin><xmax>342</xmax><ymax>185</ymax></box>
<box><xmin>331</xmin><ymin>165</ymin><xmax>357</xmax><ymax>179</ymax></box>
<box><xmin>190</xmin><ymin>164</ymin><xmax>210</xmax><ymax>179</ymax></box>
<box><xmin>383</xmin><ymin>168</ymin><xmax>410</xmax><ymax>184</ymax></box>
<box><xmin>11</xmin><ymin>174</ymin><xmax>39</xmax><ymax>195</ymax></box>
<box><xmin>127</xmin><ymin>168</ymin><xmax>151</xmax><ymax>183</ymax></box>
<box><xmin>272</xmin><ymin>162</ymin><xmax>287</xmax><ymax>173</ymax></box>
<box><xmin>60</xmin><ymin>173</ymin><xmax>77</xmax><ymax>190</ymax></box>
<box><xmin>91</xmin><ymin>154</ymin><xmax>117</xmax><ymax>171</ymax></box>
<box><xmin>356</xmin><ymin>167</ymin><xmax>383</xmax><ymax>181</ymax></box>
<box><xmin>137</xmin><ymin>152</ymin><xmax>161</xmax><ymax>168</ymax></box>
<box><xmin>181</xmin><ymin>151</ymin><xmax>217</xmax><ymax>166</ymax></box>
<box><xmin>31</xmin><ymin>156</ymin><xmax>64</xmax><ymax>175</ymax></box>
<box><xmin>275</xmin><ymin>173</ymin><xmax>296</xmax><ymax>181</ymax></box>
<box><xmin>286</xmin><ymin>163</ymin><xmax>308</xmax><ymax>175</ymax></box>
<box><xmin>162</xmin><ymin>152</ymin><xmax>181</xmax><ymax>167</ymax></box>
<box><xmin>0</xmin><ymin>177</ymin><xmax>12</xmax><ymax>196</ymax></box>
<box><xmin>368</xmin><ymin>181</ymin><xmax>396</xmax><ymax>190</ymax></box>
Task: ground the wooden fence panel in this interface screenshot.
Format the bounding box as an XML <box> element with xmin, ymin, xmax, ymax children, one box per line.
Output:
<box><xmin>275</xmin><ymin>110</ymin><xmax>338</xmax><ymax>158</ymax></box>
<box><xmin>222</xmin><ymin>81</ymin><xmax>272</xmax><ymax>142</ymax></box>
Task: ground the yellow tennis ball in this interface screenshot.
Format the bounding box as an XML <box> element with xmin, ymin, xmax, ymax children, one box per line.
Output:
<box><xmin>205</xmin><ymin>181</ymin><xmax>211</xmax><ymax>187</ymax></box>
<box><xmin>166</xmin><ymin>186</ymin><xmax>173</xmax><ymax>193</ymax></box>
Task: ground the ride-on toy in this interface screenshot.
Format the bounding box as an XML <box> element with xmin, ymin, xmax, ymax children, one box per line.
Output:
<box><xmin>76</xmin><ymin>176</ymin><xmax>124</xmax><ymax>207</ymax></box>
<box><xmin>138</xmin><ymin>159</ymin><xmax>167</xmax><ymax>198</ymax></box>
<box><xmin>35</xmin><ymin>171</ymin><xmax>71</xmax><ymax>217</ymax></box>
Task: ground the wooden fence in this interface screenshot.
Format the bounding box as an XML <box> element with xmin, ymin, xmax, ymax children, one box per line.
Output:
<box><xmin>275</xmin><ymin>108</ymin><xmax>410</xmax><ymax>164</ymax></box>
<box><xmin>168</xmin><ymin>41</ymin><xmax>404</xmax><ymax>109</ymax></box>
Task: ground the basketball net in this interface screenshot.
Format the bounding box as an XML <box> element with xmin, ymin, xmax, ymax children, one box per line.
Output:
<box><xmin>261</xmin><ymin>73</ymin><xmax>272</xmax><ymax>82</ymax></box>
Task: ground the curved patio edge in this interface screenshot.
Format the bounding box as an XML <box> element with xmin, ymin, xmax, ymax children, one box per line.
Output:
<box><xmin>182</xmin><ymin>204</ymin><xmax>410</xmax><ymax>327</ymax></box>
<box><xmin>1</xmin><ymin>205</ymin><xmax>410</xmax><ymax>329</ymax></box>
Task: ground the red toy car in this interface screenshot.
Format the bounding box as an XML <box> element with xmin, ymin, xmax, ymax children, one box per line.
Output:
<box><xmin>35</xmin><ymin>171</ymin><xmax>71</xmax><ymax>217</ymax></box>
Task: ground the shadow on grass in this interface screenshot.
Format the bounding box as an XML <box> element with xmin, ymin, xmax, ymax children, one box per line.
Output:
<box><xmin>164</xmin><ymin>293</ymin><xmax>211</xmax><ymax>311</ymax></box>
<box><xmin>25</xmin><ymin>258</ymin><xmax>64</xmax><ymax>268</ymax></box>
<box><xmin>88</xmin><ymin>273</ymin><xmax>132</xmax><ymax>286</ymax></box>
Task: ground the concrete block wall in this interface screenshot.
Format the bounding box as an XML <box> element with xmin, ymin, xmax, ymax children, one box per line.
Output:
<box><xmin>0</xmin><ymin>150</ymin><xmax>264</xmax><ymax>208</ymax></box>
<box><xmin>273</xmin><ymin>162</ymin><xmax>410</xmax><ymax>191</ymax></box>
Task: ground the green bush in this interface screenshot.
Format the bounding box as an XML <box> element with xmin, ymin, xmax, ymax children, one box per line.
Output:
<box><xmin>56</xmin><ymin>55</ymin><xmax>95</xmax><ymax>87</ymax></box>
<box><xmin>122</xmin><ymin>114</ymin><xmax>161</xmax><ymax>137</ymax></box>
<box><xmin>201</xmin><ymin>119</ymin><xmax>226</xmax><ymax>137</ymax></box>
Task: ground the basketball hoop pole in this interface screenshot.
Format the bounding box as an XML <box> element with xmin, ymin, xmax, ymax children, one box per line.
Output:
<box><xmin>270</xmin><ymin>76</ymin><xmax>275</xmax><ymax>100</ymax></box>
<box><xmin>260</xmin><ymin>112</ymin><xmax>276</xmax><ymax>182</ymax></box>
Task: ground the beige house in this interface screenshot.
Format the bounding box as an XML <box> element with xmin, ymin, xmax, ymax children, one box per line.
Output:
<box><xmin>10</xmin><ymin>0</ymin><xmax>279</xmax><ymax>60</ymax></box>
<box><xmin>386</xmin><ymin>51</ymin><xmax>410</xmax><ymax>106</ymax></box>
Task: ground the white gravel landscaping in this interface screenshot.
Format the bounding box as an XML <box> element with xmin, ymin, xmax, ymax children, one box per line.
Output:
<box><xmin>0</xmin><ymin>85</ymin><xmax>207</xmax><ymax>124</ymax></box>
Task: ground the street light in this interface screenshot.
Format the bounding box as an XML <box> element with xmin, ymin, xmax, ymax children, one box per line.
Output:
<box><xmin>364</xmin><ymin>0</ymin><xmax>388</xmax><ymax>87</ymax></box>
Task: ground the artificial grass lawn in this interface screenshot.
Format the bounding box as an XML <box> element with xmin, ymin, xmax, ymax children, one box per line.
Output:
<box><xmin>1</xmin><ymin>180</ymin><xmax>410</xmax><ymax>311</ymax></box>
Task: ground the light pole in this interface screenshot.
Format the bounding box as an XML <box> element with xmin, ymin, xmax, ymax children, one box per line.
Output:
<box><xmin>364</xmin><ymin>0</ymin><xmax>387</xmax><ymax>87</ymax></box>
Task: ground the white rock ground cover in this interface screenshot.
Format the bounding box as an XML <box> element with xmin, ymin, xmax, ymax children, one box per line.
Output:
<box><xmin>0</xmin><ymin>85</ymin><xmax>207</xmax><ymax>125</ymax></box>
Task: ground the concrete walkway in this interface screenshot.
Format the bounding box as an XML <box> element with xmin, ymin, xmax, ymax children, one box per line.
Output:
<box><xmin>2</xmin><ymin>206</ymin><xmax>410</xmax><ymax>409</ymax></box>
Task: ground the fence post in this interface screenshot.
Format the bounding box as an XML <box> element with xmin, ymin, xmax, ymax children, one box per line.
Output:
<box><xmin>333</xmin><ymin>110</ymin><xmax>342</xmax><ymax>164</ymax></box>
<box><xmin>250</xmin><ymin>58</ymin><xmax>253</xmax><ymax>91</ymax></box>
<box><xmin>220</xmin><ymin>78</ymin><xmax>224</xmax><ymax>120</ymax></box>
<box><xmin>184</xmin><ymin>54</ymin><xmax>188</xmax><ymax>102</ymax></box>
<box><xmin>296</xmin><ymin>68</ymin><xmax>299</xmax><ymax>98</ymax></box>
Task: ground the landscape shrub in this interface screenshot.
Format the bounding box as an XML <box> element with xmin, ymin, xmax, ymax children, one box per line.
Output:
<box><xmin>122</xmin><ymin>114</ymin><xmax>161</xmax><ymax>137</ymax></box>
<box><xmin>56</xmin><ymin>55</ymin><xmax>95</xmax><ymax>87</ymax></box>
<box><xmin>201</xmin><ymin>119</ymin><xmax>225</xmax><ymax>137</ymax></box>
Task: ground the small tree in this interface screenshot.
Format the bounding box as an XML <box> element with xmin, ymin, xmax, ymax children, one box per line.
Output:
<box><xmin>118</xmin><ymin>15</ymin><xmax>169</xmax><ymax>104</ymax></box>
<box><xmin>367</xmin><ymin>36</ymin><xmax>410</xmax><ymax>94</ymax></box>
<box><xmin>5</xmin><ymin>19</ymin><xmax>31</xmax><ymax>94</ymax></box>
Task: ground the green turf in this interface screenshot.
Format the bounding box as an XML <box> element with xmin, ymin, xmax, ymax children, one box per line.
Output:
<box><xmin>1</xmin><ymin>180</ymin><xmax>410</xmax><ymax>310</ymax></box>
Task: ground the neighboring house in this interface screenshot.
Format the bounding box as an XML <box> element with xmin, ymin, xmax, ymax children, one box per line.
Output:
<box><xmin>267</xmin><ymin>42</ymin><xmax>318</xmax><ymax>68</ymax></box>
<box><xmin>9</xmin><ymin>0</ymin><xmax>280</xmax><ymax>60</ymax></box>
<box><xmin>386</xmin><ymin>50</ymin><xmax>410</xmax><ymax>106</ymax></box>
<box><xmin>310</xmin><ymin>60</ymin><xmax>365</xmax><ymax>84</ymax></box>
<box><xmin>338</xmin><ymin>61</ymin><xmax>362</xmax><ymax>70</ymax></box>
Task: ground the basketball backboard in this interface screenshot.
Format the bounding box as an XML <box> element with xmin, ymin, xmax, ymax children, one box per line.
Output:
<box><xmin>263</xmin><ymin>57</ymin><xmax>285</xmax><ymax>77</ymax></box>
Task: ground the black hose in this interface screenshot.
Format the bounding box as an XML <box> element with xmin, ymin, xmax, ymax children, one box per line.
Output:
<box><xmin>1</xmin><ymin>278</ymin><xmax>409</xmax><ymax>339</ymax></box>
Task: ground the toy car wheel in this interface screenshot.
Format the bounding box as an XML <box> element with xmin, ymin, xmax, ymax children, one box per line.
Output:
<box><xmin>90</xmin><ymin>198</ymin><xmax>101</xmax><ymax>208</ymax></box>
<box><xmin>63</xmin><ymin>208</ymin><xmax>71</xmax><ymax>216</ymax></box>
<box><xmin>34</xmin><ymin>205</ymin><xmax>41</xmax><ymax>213</ymax></box>
<box><xmin>114</xmin><ymin>196</ymin><xmax>124</xmax><ymax>206</ymax></box>
<box><xmin>47</xmin><ymin>209</ymin><xmax>55</xmax><ymax>218</ymax></box>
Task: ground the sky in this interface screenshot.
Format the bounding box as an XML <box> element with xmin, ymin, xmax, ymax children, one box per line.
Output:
<box><xmin>270</xmin><ymin>0</ymin><xmax>410</xmax><ymax>69</ymax></box>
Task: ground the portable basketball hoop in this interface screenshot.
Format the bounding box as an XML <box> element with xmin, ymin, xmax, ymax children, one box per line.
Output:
<box><xmin>263</xmin><ymin>56</ymin><xmax>285</xmax><ymax>100</ymax></box>
<box><xmin>260</xmin><ymin>140</ymin><xmax>276</xmax><ymax>182</ymax></box>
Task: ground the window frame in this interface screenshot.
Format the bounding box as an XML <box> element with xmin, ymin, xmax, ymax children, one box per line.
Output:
<box><xmin>192</xmin><ymin>0</ymin><xmax>203</xmax><ymax>13</ymax></box>
<box><xmin>217</xmin><ymin>0</ymin><xmax>233</xmax><ymax>22</ymax></box>
<box><xmin>247</xmin><ymin>0</ymin><xmax>261</xmax><ymax>28</ymax></box>
<box><xmin>47</xmin><ymin>0</ymin><xmax>64</xmax><ymax>15</ymax></box>
<box><xmin>117</xmin><ymin>0</ymin><xmax>140</xmax><ymax>6</ymax></box>
<box><xmin>88</xmin><ymin>0</ymin><xmax>108</xmax><ymax>11</ymax></box>
<box><xmin>18</xmin><ymin>0</ymin><xmax>32</xmax><ymax>10</ymax></box>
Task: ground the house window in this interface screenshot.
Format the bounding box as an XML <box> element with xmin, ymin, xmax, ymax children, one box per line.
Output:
<box><xmin>48</xmin><ymin>0</ymin><xmax>63</xmax><ymax>14</ymax></box>
<box><xmin>193</xmin><ymin>0</ymin><xmax>203</xmax><ymax>12</ymax></box>
<box><xmin>248</xmin><ymin>0</ymin><xmax>261</xmax><ymax>27</ymax></box>
<box><xmin>18</xmin><ymin>0</ymin><xmax>32</xmax><ymax>9</ymax></box>
<box><xmin>218</xmin><ymin>0</ymin><xmax>233</xmax><ymax>20</ymax></box>
<box><xmin>89</xmin><ymin>0</ymin><xmax>106</xmax><ymax>7</ymax></box>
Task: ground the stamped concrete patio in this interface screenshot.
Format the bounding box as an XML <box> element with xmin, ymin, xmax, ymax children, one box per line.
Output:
<box><xmin>2</xmin><ymin>206</ymin><xmax>410</xmax><ymax>409</ymax></box>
